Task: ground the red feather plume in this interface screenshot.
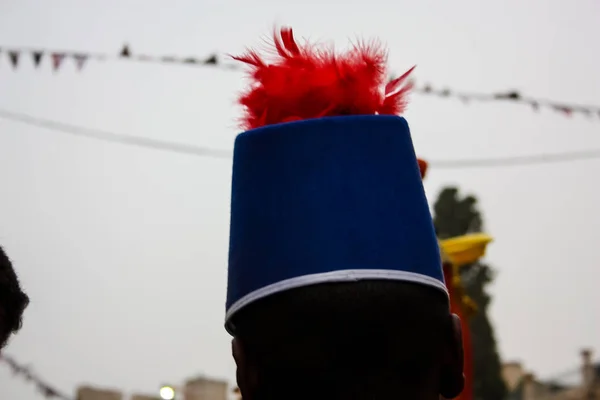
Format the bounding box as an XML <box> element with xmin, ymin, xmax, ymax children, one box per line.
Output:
<box><xmin>232</xmin><ymin>27</ymin><xmax>415</xmax><ymax>130</ymax></box>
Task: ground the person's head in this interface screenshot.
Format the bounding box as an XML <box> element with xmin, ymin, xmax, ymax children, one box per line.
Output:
<box><xmin>226</xmin><ymin>29</ymin><xmax>463</xmax><ymax>400</ymax></box>
<box><xmin>0</xmin><ymin>245</ymin><xmax>29</xmax><ymax>349</ymax></box>
<box><xmin>231</xmin><ymin>280</ymin><xmax>464</xmax><ymax>400</ymax></box>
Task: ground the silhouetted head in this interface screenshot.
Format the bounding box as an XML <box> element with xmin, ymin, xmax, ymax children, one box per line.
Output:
<box><xmin>231</xmin><ymin>280</ymin><xmax>464</xmax><ymax>400</ymax></box>
<box><xmin>0</xmin><ymin>246</ymin><xmax>29</xmax><ymax>349</ymax></box>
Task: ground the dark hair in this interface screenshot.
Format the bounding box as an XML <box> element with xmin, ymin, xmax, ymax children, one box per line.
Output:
<box><xmin>232</xmin><ymin>280</ymin><xmax>452</xmax><ymax>400</ymax></box>
<box><xmin>0</xmin><ymin>246</ymin><xmax>29</xmax><ymax>348</ymax></box>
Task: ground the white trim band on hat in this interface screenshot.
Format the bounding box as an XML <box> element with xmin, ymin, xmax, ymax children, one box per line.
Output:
<box><xmin>225</xmin><ymin>269</ymin><xmax>449</xmax><ymax>329</ymax></box>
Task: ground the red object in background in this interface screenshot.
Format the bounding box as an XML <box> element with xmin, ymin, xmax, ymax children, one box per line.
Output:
<box><xmin>417</xmin><ymin>159</ymin><xmax>428</xmax><ymax>179</ymax></box>
<box><xmin>443</xmin><ymin>262</ymin><xmax>473</xmax><ymax>400</ymax></box>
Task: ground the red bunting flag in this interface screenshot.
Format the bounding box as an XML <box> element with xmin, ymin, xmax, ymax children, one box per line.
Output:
<box><xmin>51</xmin><ymin>53</ymin><xmax>66</xmax><ymax>71</ymax></box>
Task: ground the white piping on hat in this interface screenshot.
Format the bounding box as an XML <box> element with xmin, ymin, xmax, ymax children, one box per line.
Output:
<box><xmin>224</xmin><ymin>269</ymin><xmax>449</xmax><ymax>333</ymax></box>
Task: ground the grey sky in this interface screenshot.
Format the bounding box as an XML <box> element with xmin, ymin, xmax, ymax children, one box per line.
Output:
<box><xmin>1</xmin><ymin>0</ymin><xmax>599</xmax><ymax>398</ymax></box>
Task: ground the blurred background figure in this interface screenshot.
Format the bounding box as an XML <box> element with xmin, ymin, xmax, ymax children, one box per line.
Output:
<box><xmin>0</xmin><ymin>245</ymin><xmax>29</xmax><ymax>350</ymax></box>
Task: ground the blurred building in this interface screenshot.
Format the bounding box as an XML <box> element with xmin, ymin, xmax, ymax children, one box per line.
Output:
<box><xmin>503</xmin><ymin>348</ymin><xmax>600</xmax><ymax>400</ymax></box>
<box><xmin>130</xmin><ymin>395</ymin><xmax>160</xmax><ymax>400</ymax></box>
<box><xmin>76</xmin><ymin>376</ymin><xmax>228</xmax><ymax>400</ymax></box>
<box><xmin>183</xmin><ymin>376</ymin><xmax>228</xmax><ymax>400</ymax></box>
<box><xmin>77</xmin><ymin>386</ymin><xmax>122</xmax><ymax>400</ymax></box>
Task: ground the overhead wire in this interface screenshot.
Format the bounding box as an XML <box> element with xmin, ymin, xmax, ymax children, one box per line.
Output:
<box><xmin>2</xmin><ymin>108</ymin><xmax>600</xmax><ymax>169</ymax></box>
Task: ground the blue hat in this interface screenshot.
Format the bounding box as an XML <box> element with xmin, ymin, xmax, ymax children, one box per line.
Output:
<box><xmin>225</xmin><ymin>115</ymin><xmax>447</xmax><ymax>332</ymax></box>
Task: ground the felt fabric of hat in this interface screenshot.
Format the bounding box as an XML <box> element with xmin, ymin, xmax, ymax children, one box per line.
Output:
<box><xmin>225</xmin><ymin>27</ymin><xmax>446</xmax><ymax>333</ymax></box>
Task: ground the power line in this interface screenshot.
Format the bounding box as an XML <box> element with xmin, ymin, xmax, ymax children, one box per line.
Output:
<box><xmin>1</xmin><ymin>108</ymin><xmax>600</xmax><ymax>169</ymax></box>
<box><xmin>429</xmin><ymin>150</ymin><xmax>600</xmax><ymax>168</ymax></box>
<box><xmin>2</xmin><ymin>44</ymin><xmax>600</xmax><ymax>119</ymax></box>
<box><xmin>0</xmin><ymin>109</ymin><xmax>231</xmax><ymax>159</ymax></box>
<box><xmin>542</xmin><ymin>365</ymin><xmax>581</xmax><ymax>383</ymax></box>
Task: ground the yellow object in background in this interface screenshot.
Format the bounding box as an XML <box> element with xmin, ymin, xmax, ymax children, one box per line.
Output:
<box><xmin>440</xmin><ymin>233</ymin><xmax>493</xmax><ymax>267</ymax></box>
<box><xmin>439</xmin><ymin>233</ymin><xmax>493</xmax><ymax>318</ymax></box>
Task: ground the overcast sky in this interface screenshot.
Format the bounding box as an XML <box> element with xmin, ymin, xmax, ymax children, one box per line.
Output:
<box><xmin>1</xmin><ymin>0</ymin><xmax>599</xmax><ymax>398</ymax></box>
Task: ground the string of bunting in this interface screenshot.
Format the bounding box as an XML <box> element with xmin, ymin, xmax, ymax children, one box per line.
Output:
<box><xmin>0</xmin><ymin>353</ymin><xmax>72</xmax><ymax>400</ymax></box>
<box><xmin>1</xmin><ymin>43</ymin><xmax>600</xmax><ymax>119</ymax></box>
<box><xmin>0</xmin><ymin>44</ymin><xmax>222</xmax><ymax>72</ymax></box>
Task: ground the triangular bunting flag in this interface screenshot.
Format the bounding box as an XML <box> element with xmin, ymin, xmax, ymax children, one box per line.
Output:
<box><xmin>554</xmin><ymin>105</ymin><xmax>573</xmax><ymax>116</ymax></box>
<box><xmin>203</xmin><ymin>54</ymin><xmax>218</xmax><ymax>65</ymax></box>
<box><xmin>39</xmin><ymin>384</ymin><xmax>59</xmax><ymax>398</ymax></box>
<box><xmin>32</xmin><ymin>51</ymin><xmax>43</xmax><ymax>68</ymax></box>
<box><xmin>120</xmin><ymin>44</ymin><xmax>130</xmax><ymax>57</ymax></box>
<box><xmin>8</xmin><ymin>51</ymin><xmax>19</xmax><ymax>69</ymax></box>
<box><xmin>73</xmin><ymin>53</ymin><xmax>88</xmax><ymax>71</ymax></box>
<box><xmin>51</xmin><ymin>53</ymin><xmax>66</xmax><ymax>71</ymax></box>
